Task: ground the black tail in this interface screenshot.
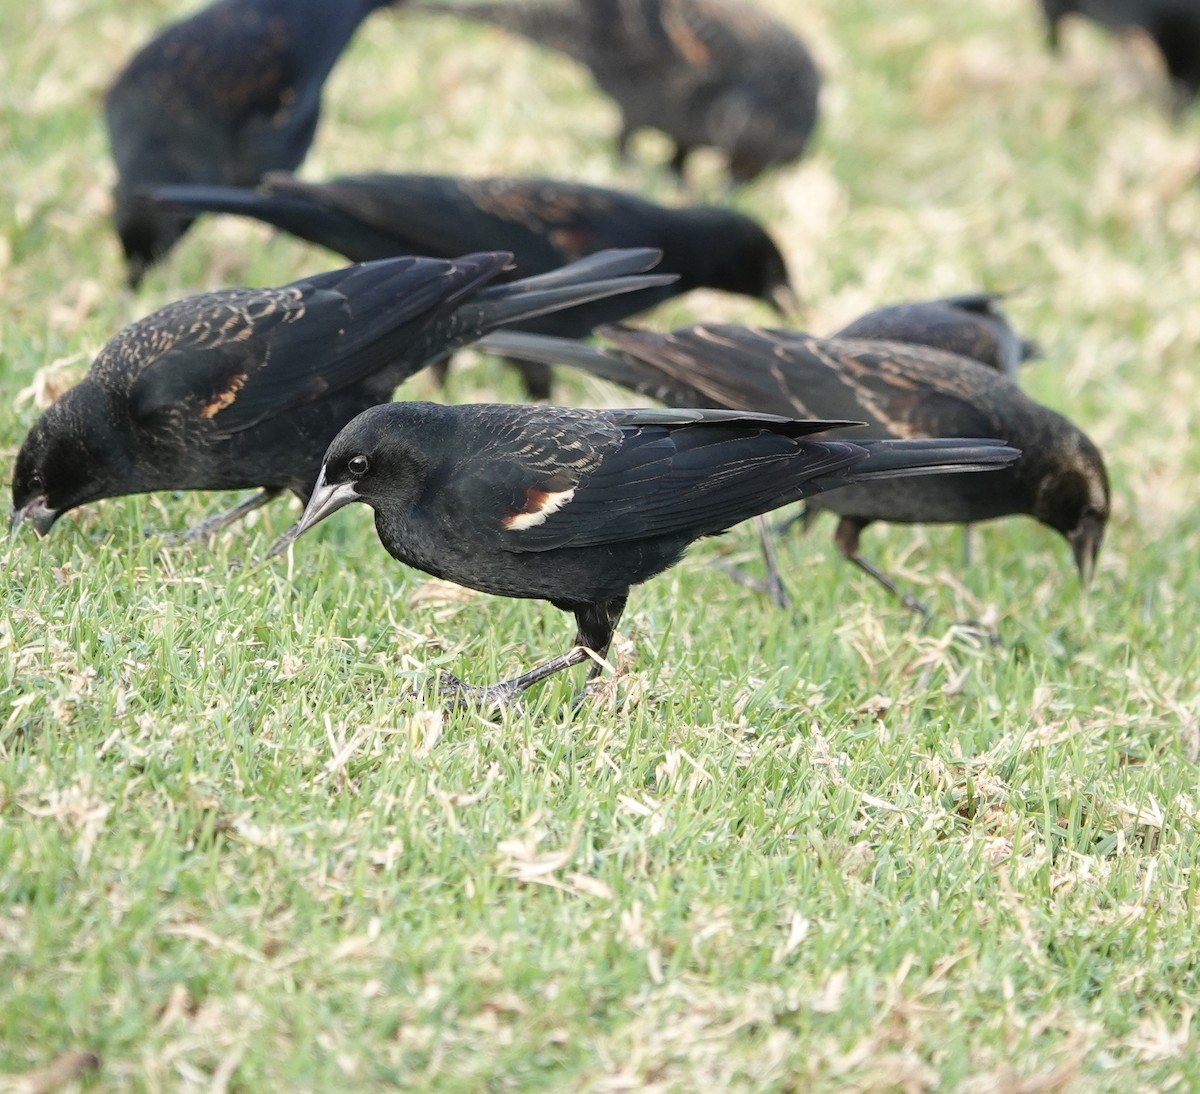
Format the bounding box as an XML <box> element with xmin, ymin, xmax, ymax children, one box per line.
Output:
<box><xmin>462</xmin><ymin>249</ymin><xmax>677</xmax><ymax>332</ymax></box>
<box><xmin>846</xmin><ymin>438</ymin><xmax>1020</xmax><ymax>481</ymax></box>
<box><xmin>479</xmin><ymin>328</ymin><xmax>702</xmax><ymax>403</ymax></box>
<box><xmin>143</xmin><ymin>183</ymin><xmax>400</xmax><ymax>262</ymax></box>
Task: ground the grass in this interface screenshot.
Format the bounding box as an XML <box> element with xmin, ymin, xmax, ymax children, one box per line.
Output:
<box><xmin>3</xmin><ymin>0</ymin><xmax>1200</xmax><ymax>1088</ymax></box>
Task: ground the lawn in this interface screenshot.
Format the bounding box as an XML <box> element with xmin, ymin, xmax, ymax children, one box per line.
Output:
<box><xmin>2</xmin><ymin>0</ymin><xmax>1199</xmax><ymax>1089</ymax></box>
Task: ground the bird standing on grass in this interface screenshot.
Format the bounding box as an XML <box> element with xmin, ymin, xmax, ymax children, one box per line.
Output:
<box><xmin>9</xmin><ymin>250</ymin><xmax>673</xmax><ymax>539</ymax></box>
<box><xmin>146</xmin><ymin>172</ymin><xmax>795</xmax><ymax>397</ymax></box>
<box><xmin>416</xmin><ymin>0</ymin><xmax>821</xmax><ymax>184</ymax></box>
<box><xmin>478</xmin><ymin>324</ymin><xmax>1110</xmax><ymax>615</ymax></box>
<box><xmin>830</xmin><ymin>292</ymin><xmax>1042</xmax><ymax>566</ymax></box>
<box><xmin>265</xmin><ymin>401</ymin><xmax>1018</xmax><ymax>708</ymax></box>
<box><xmin>105</xmin><ymin>0</ymin><xmax>399</xmax><ymax>286</ymax></box>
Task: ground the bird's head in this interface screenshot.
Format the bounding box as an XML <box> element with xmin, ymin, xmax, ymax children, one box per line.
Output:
<box><xmin>10</xmin><ymin>381</ymin><xmax>126</xmax><ymax>538</ymax></box>
<box><xmin>266</xmin><ymin>404</ymin><xmax>430</xmax><ymax>558</ymax></box>
<box><xmin>1030</xmin><ymin>430</ymin><xmax>1110</xmax><ymax>587</ymax></box>
<box><xmin>114</xmin><ymin>185</ymin><xmax>193</xmax><ymax>289</ymax></box>
<box><xmin>685</xmin><ymin>208</ymin><xmax>796</xmax><ymax>318</ymax></box>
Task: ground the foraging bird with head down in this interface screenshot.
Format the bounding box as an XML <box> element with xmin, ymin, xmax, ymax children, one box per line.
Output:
<box><xmin>478</xmin><ymin>323</ymin><xmax>1110</xmax><ymax>612</ymax></box>
<box><xmin>9</xmin><ymin>249</ymin><xmax>673</xmax><ymax>540</ymax></box>
<box><xmin>147</xmin><ymin>171</ymin><xmax>795</xmax><ymax>397</ymax></box>
<box><xmin>832</xmin><ymin>292</ymin><xmax>1043</xmax><ymax>572</ymax></box>
<box><xmin>266</xmin><ymin>401</ymin><xmax>1019</xmax><ymax>708</ymax></box>
<box><xmin>414</xmin><ymin>0</ymin><xmax>821</xmax><ymax>184</ymax></box>
<box><xmin>105</xmin><ymin>0</ymin><xmax>400</xmax><ymax>286</ymax></box>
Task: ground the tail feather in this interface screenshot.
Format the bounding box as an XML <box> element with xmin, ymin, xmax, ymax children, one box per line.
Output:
<box><xmin>146</xmin><ymin>183</ymin><xmax>311</xmax><ymax>220</ymax></box>
<box><xmin>143</xmin><ymin>183</ymin><xmax>400</xmax><ymax>262</ymax></box>
<box><xmin>850</xmin><ymin>438</ymin><xmax>1020</xmax><ymax>481</ymax></box>
<box><xmin>467</xmin><ymin>250</ymin><xmax>676</xmax><ymax>329</ymax></box>
<box><xmin>478</xmin><ymin>328</ymin><xmax>693</xmax><ymax>400</ymax></box>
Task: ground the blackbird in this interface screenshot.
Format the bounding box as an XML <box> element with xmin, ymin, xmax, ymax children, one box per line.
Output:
<box><xmin>1040</xmin><ymin>0</ymin><xmax>1200</xmax><ymax>110</ymax></box>
<box><xmin>105</xmin><ymin>0</ymin><xmax>398</xmax><ymax>286</ymax></box>
<box><xmin>265</xmin><ymin>401</ymin><xmax>1018</xmax><ymax>707</ymax></box>
<box><xmin>9</xmin><ymin>249</ymin><xmax>673</xmax><ymax>539</ymax></box>
<box><xmin>478</xmin><ymin>324</ymin><xmax>1110</xmax><ymax>612</ymax></box>
<box><xmin>833</xmin><ymin>292</ymin><xmax>1042</xmax><ymax>567</ymax></box>
<box><xmin>147</xmin><ymin>171</ymin><xmax>795</xmax><ymax>397</ymax></box>
<box><xmin>833</xmin><ymin>293</ymin><xmax>1039</xmax><ymax>379</ymax></box>
<box><xmin>416</xmin><ymin>0</ymin><xmax>821</xmax><ymax>184</ymax></box>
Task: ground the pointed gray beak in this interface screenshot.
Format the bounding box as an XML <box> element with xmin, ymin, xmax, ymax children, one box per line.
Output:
<box><xmin>263</xmin><ymin>469</ymin><xmax>359</xmax><ymax>561</ymax></box>
<box><xmin>9</xmin><ymin>496</ymin><xmax>60</xmax><ymax>539</ymax></box>
<box><xmin>1069</xmin><ymin>514</ymin><xmax>1105</xmax><ymax>588</ymax></box>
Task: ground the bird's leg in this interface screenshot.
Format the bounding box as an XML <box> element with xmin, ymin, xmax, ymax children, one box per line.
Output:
<box><xmin>507</xmin><ymin>358</ymin><xmax>553</xmax><ymax>401</ymax></box>
<box><xmin>755</xmin><ymin>514</ymin><xmax>791</xmax><ymax>609</ymax></box>
<box><xmin>668</xmin><ymin>142</ymin><xmax>693</xmax><ymax>179</ymax></box>
<box><xmin>713</xmin><ymin>515</ymin><xmax>791</xmax><ymax>608</ymax></box>
<box><xmin>615</xmin><ymin>123</ymin><xmax>636</xmax><ymax>165</ymax></box>
<box><xmin>427</xmin><ymin>354</ymin><xmax>452</xmax><ymax>390</ymax></box>
<box><xmin>834</xmin><ymin>517</ymin><xmax>931</xmax><ymax>622</ymax></box>
<box><xmin>961</xmin><ymin>523</ymin><xmax>974</xmax><ymax>568</ymax></box>
<box><xmin>181</xmin><ymin>488</ymin><xmax>282</xmax><ymax>543</ymax></box>
<box><xmin>776</xmin><ymin>504</ymin><xmax>814</xmax><ymax>537</ymax></box>
<box><xmin>438</xmin><ymin>647</ymin><xmax>592</xmax><ymax>711</ymax></box>
<box><xmin>846</xmin><ymin>554</ymin><xmax>932</xmax><ymax>622</ymax></box>
<box><xmin>437</xmin><ymin>598</ymin><xmax>626</xmax><ymax>712</ymax></box>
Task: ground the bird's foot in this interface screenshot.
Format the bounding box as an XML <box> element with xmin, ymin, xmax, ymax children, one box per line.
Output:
<box><xmin>948</xmin><ymin>619</ymin><xmax>1004</xmax><ymax>648</ymax></box>
<box><xmin>436</xmin><ymin>671</ymin><xmax>522</xmax><ymax>713</ymax></box>
<box><xmin>178</xmin><ymin>512</ymin><xmax>226</xmax><ymax>544</ymax></box>
<box><xmin>434</xmin><ymin>647</ymin><xmax>594</xmax><ymax>713</ymax></box>
<box><xmin>179</xmin><ymin>488</ymin><xmax>282</xmax><ymax>545</ymax></box>
<box><xmin>900</xmin><ymin>591</ymin><xmax>933</xmax><ymax>623</ymax></box>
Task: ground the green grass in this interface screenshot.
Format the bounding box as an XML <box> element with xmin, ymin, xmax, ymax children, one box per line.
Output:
<box><xmin>3</xmin><ymin>0</ymin><xmax>1200</xmax><ymax>1088</ymax></box>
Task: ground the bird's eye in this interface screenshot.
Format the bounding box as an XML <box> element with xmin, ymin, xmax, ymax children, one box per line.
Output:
<box><xmin>347</xmin><ymin>455</ymin><xmax>369</xmax><ymax>477</ymax></box>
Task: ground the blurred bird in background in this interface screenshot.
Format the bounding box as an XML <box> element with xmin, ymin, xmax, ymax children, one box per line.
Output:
<box><xmin>415</xmin><ymin>0</ymin><xmax>822</xmax><ymax>184</ymax></box>
<box><xmin>105</xmin><ymin>0</ymin><xmax>401</xmax><ymax>286</ymax></box>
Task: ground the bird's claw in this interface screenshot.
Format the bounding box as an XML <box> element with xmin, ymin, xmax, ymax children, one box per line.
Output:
<box><xmin>180</xmin><ymin>517</ymin><xmax>220</xmax><ymax>544</ymax></box>
<box><xmin>901</xmin><ymin>593</ymin><xmax>933</xmax><ymax>623</ymax></box>
<box><xmin>949</xmin><ymin>619</ymin><xmax>1004</xmax><ymax>648</ymax></box>
<box><xmin>436</xmin><ymin>672</ymin><xmax>517</xmax><ymax>712</ymax></box>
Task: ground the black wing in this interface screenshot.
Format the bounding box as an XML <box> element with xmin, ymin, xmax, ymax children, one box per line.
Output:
<box><xmin>453</xmin><ymin>405</ymin><xmax>868</xmax><ymax>553</ymax></box>
<box><xmin>602</xmin><ymin>325</ymin><xmax>1011</xmax><ymax>441</ymax></box>
<box><xmin>123</xmin><ymin>253</ymin><xmax>511</xmax><ymax>434</ymax></box>
<box><xmin>268</xmin><ymin>173</ymin><xmax>664</xmax><ymax>269</ymax></box>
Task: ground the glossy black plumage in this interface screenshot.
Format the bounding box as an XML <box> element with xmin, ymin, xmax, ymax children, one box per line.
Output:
<box><xmin>478</xmin><ymin>324</ymin><xmax>1111</xmax><ymax>600</ymax></box>
<box><xmin>9</xmin><ymin>249</ymin><xmax>673</xmax><ymax>538</ymax></box>
<box><xmin>417</xmin><ymin>0</ymin><xmax>821</xmax><ymax>183</ymax></box>
<box><xmin>147</xmin><ymin>172</ymin><xmax>794</xmax><ymax>396</ymax></box>
<box><xmin>832</xmin><ymin>293</ymin><xmax>1039</xmax><ymax>379</ymax></box>
<box><xmin>105</xmin><ymin>0</ymin><xmax>396</xmax><ymax>286</ymax></box>
<box><xmin>1040</xmin><ymin>0</ymin><xmax>1200</xmax><ymax>109</ymax></box>
<box><xmin>268</xmin><ymin>401</ymin><xmax>1018</xmax><ymax>706</ymax></box>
